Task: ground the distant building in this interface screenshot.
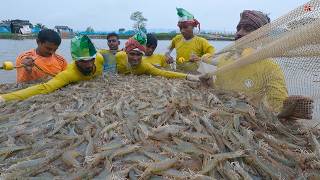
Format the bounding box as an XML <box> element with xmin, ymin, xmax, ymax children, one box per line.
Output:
<box><xmin>54</xmin><ymin>26</ymin><xmax>73</xmax><ymax>38</ymax></box>
<box><xmin>10</xmin><ymin>20</ymin><xmax>33</xmax><ymax>34</ymax></box>
<box><xmin>54</xmin><ymin>26</ymin><xmax>73</xmax><ymax>33</ymax></box>
<box><xmin>118</xmin><ymin>28</ymin><xmax>126</xmax><ymax>34</ymax></box>
<box><xmin>0</xmin><ymin>20</ymin><xmax>33</xmax><ymax>34</ymax></box>
<box><xmin>0</xmin><ymin>21</ymin><xmax>10</xmax><ymax>33</ymax></box>
<box><xmin>123</xmin><ymin>30</ymin><xmax>135</xmax><ymax>36</ymax></box>
<box><xmin>0</xmin><ymin>26</ymin><xmax>10</xmax><ymax>33</ymax></box>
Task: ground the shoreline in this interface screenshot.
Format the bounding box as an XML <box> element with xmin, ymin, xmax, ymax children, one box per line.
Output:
<box><xmin>0</xmin><ymin>33</ymin><xmax>235</xmax><ymax>41</ymax></box>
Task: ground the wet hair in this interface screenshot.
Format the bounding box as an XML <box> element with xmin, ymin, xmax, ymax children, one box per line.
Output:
<box><xmin>107</xmin><ymin>32</ymin><xmax>119</xmax><ymax>40</ymax></box>
<box><xmin>37</xmin><ymin>29</ymin><xmax>61</xmax><ymax>46</ymax></box>
<box><xmin>146</xmin><ymin>33</ymin><xmax>158</xmax><ymax>48</ymax></box>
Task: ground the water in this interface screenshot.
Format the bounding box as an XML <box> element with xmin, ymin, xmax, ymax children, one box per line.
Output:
<box><xmin>0</xmin><ymin>39</ymin><xmax>231</xmax><ymax>84</ymax></box>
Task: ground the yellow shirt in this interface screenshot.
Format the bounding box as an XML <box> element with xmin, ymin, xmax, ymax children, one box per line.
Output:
<box><xmin>116</xmin><ymin>51</ymin><xmax>186</xmax><ymax>79</ymax></box>
<box><xmin>98</xmin><ymin>49</ymin><xmax>120</xmax><ymax>55</ymax></box>
<box><xmin>2</xmin><ymin>53</ymin><xmax>104</xmax><ymax>101</ymax></box>
<box><xmin>215</xmin><ymin>48</ymin><xmax>288</xmax><ymax>112</ymax></box>
<box><xmin>142</xmin><ymin>54</ymin><xmax>168</xmax><ymax>68</ymax></box>
<box><xmin>98</xmin><ymin>49</ymin><xmax>117</xmax><ymax>73</ymax></box>
<box><xmin>170</xmin><ymin>34</ymin><xmax>215</xmax><ymax>72</ymax></box>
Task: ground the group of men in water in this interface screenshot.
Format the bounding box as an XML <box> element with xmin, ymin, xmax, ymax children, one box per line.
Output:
<box><xmin>0</xmin><ymin>8</ymin><xmax>314</xmax><ymax>120</ymax></box>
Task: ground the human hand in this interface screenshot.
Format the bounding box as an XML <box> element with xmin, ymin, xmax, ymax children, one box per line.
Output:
<box><xmin>278</xmin><ymin>95</ymin><xmax>314</xmax><ymax>120</ymax></box>
<box><xmin>199</xmin><ymin>73</ymin><xmax>214</xmax><ymax>88</ymax></box>
<box><xmin>189</xmin><ymin>54</ymin><xmax>200</xmax><ymax>62</ymax></box>
<box><xmin>165</xmin><ymin>53</ymin><xmax>174</xmax><ymax>64</ymax></box>
<box><xmin>21</xmin><ymin>57</ymin><xmax>35</xmax><ymax>73</ymax></box>
<box><xmin>186</xmin><ymin>74</ymin><xmax>200</xmax><ymax>82</ymax></box>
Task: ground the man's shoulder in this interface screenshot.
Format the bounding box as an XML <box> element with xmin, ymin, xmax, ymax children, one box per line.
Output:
<box><xmin>98</xmin><ymin>49</ymin><xmax>111</xmax><ymax>54</ymax></box>
<box><xmin>140</xmin><ymin>60</ymin><xmax>154</xmax><ymax>70</ymax></box>
<box><xmin>20</xmin><ymin>49</ymin><xmax>35</xmax><ymax>55</ymax></box>
<box><xmin>54</xmin><ymin>53</ymin><xmax>67</xmax><ymax>63</ymax></box>
<box><xmin>59</xmin><ymin>62</ymin><xmax>78</xmax><ymax>77</ymax></box>
<box><xmin>95</xmin><ymin>53</ymin><xmax>105</xmax><ymax>63</ymax></box>
<box><xmin>115</xmin><ymin>51</ymin><xmax>128</xmax><ymax>66</ymax></box>
<box><xmin>172</xmin><ymin>34</ymin><xmax>183</xmax><ymax>41</ymax></box>
<box><xmin>16</xmin><ymin>49</ymin><xmax>35</xmax><ymax>61</ymax></box>
<box><xmin>260</xmin><ymin>59</ymin><xmax>281</xmax><ymax>69</ymax></box>
<box><xmin>194</xmin><ymin>36</ymin><xmax>209</xmax><ymax>43</ymax></box>
<box><xmin>64</xmin><ymin>61</ymin><xmax>76</xmax><ymax>71</ymax></box>
<box><xmin>115</xmin><ymin>51</ymin><xmax>127</xmax><ymax>58</ymax></box>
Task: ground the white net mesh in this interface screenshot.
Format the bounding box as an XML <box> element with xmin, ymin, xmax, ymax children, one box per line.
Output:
<box><xmin>213</xmin><ymin>0</ymin><xmax>320</xmax><ymax>120</ymax></box>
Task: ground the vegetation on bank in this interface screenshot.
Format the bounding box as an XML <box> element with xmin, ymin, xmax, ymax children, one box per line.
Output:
<box><xmin>0</xmin><ymin>33</ymin><xmax>36</xmax><ymax>40</ymax></box>
<box><xmin>0</xmin><ymin>32</ymin><xmax>235</xmax><ymax>41</ymax></box>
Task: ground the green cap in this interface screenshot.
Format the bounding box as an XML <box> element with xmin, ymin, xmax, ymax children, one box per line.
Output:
<box><xmin>176</xmin><ymin>8</ymin><xmax>195</xmax><ymax>22</ymax></box>
<box><xmin>71</xmin><ymin>35</ymin><xmax>97</xmax><ymax>61</ymax></box>
<box><xmin>132</xmin><ymin>30</ymin><xmax>147</xmax><ymax>46</ymax></box>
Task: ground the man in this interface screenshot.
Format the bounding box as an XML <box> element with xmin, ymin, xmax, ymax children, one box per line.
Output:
<box><xmin>201</xmin><ymin>10</ymin><xmax>313</xmax><ymax>119</ymax></box>
<box><xmin>142</xmin><ymin>33</ymin><xmax>169</xmax><ymax>68</ymax></box>
<box><xmin>99</xmin><ymin>33</ymin><xmax>121</xmax><ymax>76</ymax></box>
<box><xmin>105</xmin><ymin>32</ymin><xmax>121</xmax><ymax>55</ymax></box>
<box><xmin>0</xmin><ymin>34</ymin><xmax>198</xmax><ymax>103</ymax></box>
<box><xmin>116</xmin><ymin>31</ymin><xmax>199</xmax><ymax>80</ymax></box>
<box><xmin>166</xmin><ymin>8</ymin><xmax>215</xmax><ymax>72</ymax></box>
<box><xmin>16</xmin><ymin>29</ymin><xmax>67</xmax><ymax>83</ymax></box>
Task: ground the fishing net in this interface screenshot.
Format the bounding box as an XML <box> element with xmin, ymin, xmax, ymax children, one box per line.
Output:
<box><xmin>212</xmin><ymin>0</ymin><xmax>320</xmax><ymax>120</ymax></box>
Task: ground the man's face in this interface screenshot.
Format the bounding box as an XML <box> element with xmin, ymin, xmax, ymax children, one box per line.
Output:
<box><xmin>36</xmin><ymin>40</ymin><xmax>59</xmax><ymax>57</ymax></box>
<box><xmin>145</xmin><ymin>45</ymin><xmax>156</xmax><ymax>56</ymax></box>
<box><xmin>235</xmin><ymin>24</ymin><xmax>256</xmax><ymax>40</ymax></box>
<box><xmin>179</xmin><ymin>25</ymin><xmax>194</xmax><ymax>40</ymax></box>
<box><xmin>107</xmin><ymin>36</ymin><xmax>120</xmax><ymax>51</ymax></box>
<box><xmin>127</xmin><ymin>50</ymin><xmax>143</xmax><ymax>66</ymax></box>
<box><xmin>75</xmin><ymin>58</ymin><xmax>95</xmax><ymax>76</ymax></box>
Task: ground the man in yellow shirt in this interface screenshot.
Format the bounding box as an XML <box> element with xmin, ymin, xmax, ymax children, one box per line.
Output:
<box><xmin>166</xmin><ymin>8</ymin><xmax>215</xmax><ymax>72</ymax></box>
<box><xmin>106</xmin><ymin>32</ymin><xmax>121</xmax><ymax>55</ymax></box>
<box><xmin>116</xmin><ymin>31</ymin><xmax>199</xmax><ymax>80</ymax></box>
<box><xmin>142</xmin><ymin>33</ymin><xmax>169</xmax><ymax>68</ymax></box>
<box><xmin>201</xmin><ymin>10</ymin><xmax>313</xmax><ymax>119</ymax></box>
<box><xmin>98</xmin><ymin>33</ymin><xmax>121</xmax><ymax>77</ymax></box>
<box><xmin>98</xmin><ymin>32</ymin><xmax>121</xmax><ymax>56</ymax></box>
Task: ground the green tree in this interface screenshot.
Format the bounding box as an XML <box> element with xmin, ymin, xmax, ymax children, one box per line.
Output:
<box><xmin>85</xmin><ymin>26</ymin><xmax>94</xmax><ymax>33</ymax></box>
<box><xmin>130</xmin><ymin>11</ymin><xmax>147</xmax><ymax>32</ymax></box>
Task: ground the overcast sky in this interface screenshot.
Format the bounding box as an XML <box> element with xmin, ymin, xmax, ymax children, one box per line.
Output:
<box><xmin>0</xmin><ymin>0</ymin><xmax>308</xmax><ymax>32</ymax></box>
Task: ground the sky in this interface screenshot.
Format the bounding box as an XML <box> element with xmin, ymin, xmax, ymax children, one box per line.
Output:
<box><xmin>0</xmin><ymin>0</ymin><xmax>308</xmax><ymax>32</ymax></box>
